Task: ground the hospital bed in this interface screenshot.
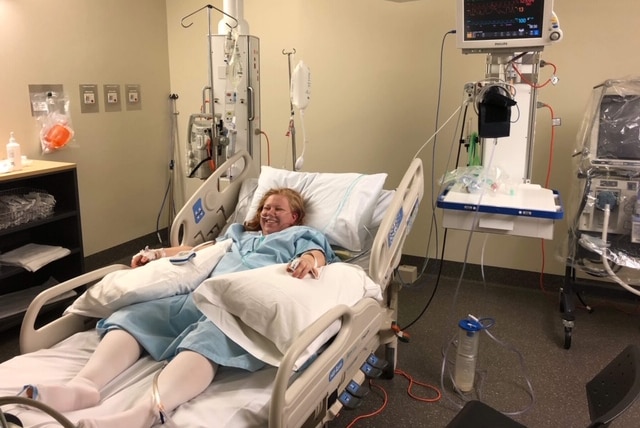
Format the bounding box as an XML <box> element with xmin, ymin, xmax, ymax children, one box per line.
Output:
<box><xmin>0</xmin><ymin>150</ymin><xmax>424</xmax><ymax>428</ymax></box>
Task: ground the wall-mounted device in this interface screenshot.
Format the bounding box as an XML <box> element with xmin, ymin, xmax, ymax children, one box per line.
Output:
<box><xmin>186</xmin><ymin>113</ymin><xmax>215</xmax><ymax>179</ymax></box>
<box><xmin>456</xmin><ymin>0</ymin><xmax>562</xmax><ymax>54</ymax></box>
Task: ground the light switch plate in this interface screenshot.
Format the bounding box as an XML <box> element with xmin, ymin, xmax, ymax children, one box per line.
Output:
<box><xmin>103</xmin><ymin>84</ymin><xmax>121</xmax><ymax>112</ymax></box>
<box><xmin>125</xmin><ymin>84</ymin><xmax>142</xmax><ymax>111</ymax></box>
<box><xmin>79</xmin><ymin>84</ymin><xmax>99</xmax><ymax>113</ymax></box>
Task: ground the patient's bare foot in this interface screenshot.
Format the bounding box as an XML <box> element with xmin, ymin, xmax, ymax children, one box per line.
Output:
<box><xmin>23</xmin><ymin>378</ymin><xmax>100</xmax><ymax>412</ymax></box>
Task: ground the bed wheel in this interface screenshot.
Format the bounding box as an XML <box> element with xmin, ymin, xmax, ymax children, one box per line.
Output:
<box><xmin>380</xmin><ymin>345</ymin><xmax>396</xmax><ymax>379</ymax></box>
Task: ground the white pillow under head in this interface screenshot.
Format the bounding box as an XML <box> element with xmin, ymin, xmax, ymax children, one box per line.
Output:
<box><xmin>244</xmin><ymin>166</ymin><xmax>387</xmax><ymax>252</ymax></box>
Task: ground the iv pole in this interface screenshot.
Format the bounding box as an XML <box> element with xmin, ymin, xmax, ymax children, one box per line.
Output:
<box><xmin>181</xmin><ymin>5</ymin><xmax>238</xmax><ymax>170</ymax></box>
<box><xmin>156</xmin><ymin>93</ymin><xmax>180</xmax><ymax>245</ymax></box>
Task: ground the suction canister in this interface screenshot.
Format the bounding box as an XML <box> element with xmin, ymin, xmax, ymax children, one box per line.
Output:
<box><xmin>454</xmin><ymin>317</ymin><xmax>482</xmax><ymax>392</ymax></box>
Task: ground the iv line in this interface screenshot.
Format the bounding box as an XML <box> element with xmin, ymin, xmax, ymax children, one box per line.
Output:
<box><xmin>412</xmin><ymin>105</ymin><xmax>463</xmax><ymax>160</ymax></box>
<box><xmin>295</xmin><ymin>109</ymin><xmax>307</xmax><ymax>171</ymax></box>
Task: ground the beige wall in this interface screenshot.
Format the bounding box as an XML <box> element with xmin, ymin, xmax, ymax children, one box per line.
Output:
<box><xmin>0</xmin><ymin>0</ymin><xmax>171</xmax><ymax>256</ymax></box>
<box><xmin>167</xmin><ymin>0</ymin><xmax>640</xmax><ymax>278</ymax></box>
<box><xmin>3</xmin><ymin>0</ymin><xmax>640</xmax><ymax>280</ymax></box>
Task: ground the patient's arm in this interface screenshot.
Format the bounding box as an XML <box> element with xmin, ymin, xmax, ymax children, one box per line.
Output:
<box><xmin>131</xmin><ymin>242</ymin><xmax>215</xmax><ymax>267</ymax></box>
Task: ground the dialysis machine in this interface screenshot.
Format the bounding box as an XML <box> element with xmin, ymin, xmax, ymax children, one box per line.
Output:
<box><xmin>183</xmin><ymin>4</ymin><xmax>261</xmax><ymax>180</ymax></box>
<box><xmin>561</xmin><ymin>79</ymin><xmax>640</xmax><ymax>348</ymax></box>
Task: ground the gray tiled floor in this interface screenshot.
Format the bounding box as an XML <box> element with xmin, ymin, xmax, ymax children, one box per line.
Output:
<box><xmin>329</xmin><ymin>273</ymin><xmax>640</xmax><ymax>427</ymax></box>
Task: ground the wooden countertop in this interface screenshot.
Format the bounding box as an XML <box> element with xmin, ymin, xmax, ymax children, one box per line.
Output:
<box><xmin>0</xmin><ymin>160</ymin><xmax>76</xmax><ymax>182</ymax></box>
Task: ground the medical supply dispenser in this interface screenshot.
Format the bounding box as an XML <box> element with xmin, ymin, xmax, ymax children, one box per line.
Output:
<box><xmin>454</xmin><ymin>317</ymin><xmax>482</xmax><ymax>392</ymax></box>
<box><xmin>6</xmin><ymin>132</ymin><xmax>22</xmax><ymax>171</ymax></box>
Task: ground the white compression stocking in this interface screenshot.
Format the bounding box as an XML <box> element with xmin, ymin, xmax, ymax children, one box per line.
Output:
<box><xmin>25</xmin><ymin>329</ymin><xmax>142</xmax><ymax>412</ymax></box>
<box><xmin>77</xmin><ymin>350</ymin><xmax>217</xmax><ymax>428</ymax></box>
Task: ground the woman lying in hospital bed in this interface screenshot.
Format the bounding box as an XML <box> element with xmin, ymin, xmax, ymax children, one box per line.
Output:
<box><xmin>0</xmin><ymin>152</ymin><xmax>423</xmax><ymax>427</ymax></box>
<box><xmin>16</xmin><ymin>187</ymin><xmax>344</xmax><ymax>428</ymax></box>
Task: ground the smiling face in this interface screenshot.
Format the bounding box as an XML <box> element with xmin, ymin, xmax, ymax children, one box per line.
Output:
<box><xmin>259</xmin><ymin>194</ymin><xmax>300</xmax><ymax>235</ymax></box>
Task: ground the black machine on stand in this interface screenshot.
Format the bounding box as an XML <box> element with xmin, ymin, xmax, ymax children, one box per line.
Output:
<box><xmin>562</xmin><ymin>78</ymin><xmax>640</xmax><ymax>349</ymax></box>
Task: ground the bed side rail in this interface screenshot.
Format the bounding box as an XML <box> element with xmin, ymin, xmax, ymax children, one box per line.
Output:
<box><xmin>19</xmin><ymin>264</ymin><xmax>129</xmax><ymax>354</ymax></box>
<box><xmin>369</xmin><ymin>158</ymin><xmax>424</xmax><ymax>287</ymax></box>
<box><xmin>170</xmin><ymin>150</ymin><xmax>258</xmax><ymax>246</ymax></box>
<box><xmin>269</xmin><ymin>299</ymin><xmax>384</xmax><ymax>428</ymax></box>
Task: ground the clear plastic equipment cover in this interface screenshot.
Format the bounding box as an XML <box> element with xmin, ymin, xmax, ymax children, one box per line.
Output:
<box><xmin>562</xmin><ymin>77</ymin><xmax>640</xmax><ymax>285</ymax></box>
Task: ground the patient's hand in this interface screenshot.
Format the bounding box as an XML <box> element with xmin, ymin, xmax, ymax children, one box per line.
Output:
<box><xmin>287</xmin><ymin>256</ymin><xmax>319</xmax><ymax>279</ymax></box>
<box><xmin>131</xmin><ymin>247</ymin><xmax>165</xmax><ymax>268</ymax></box>
<box><xmin>131</xmin><ymin>244</ymin><xmax>201</xmax><ymax>268</ymax></box>
<box><xmin>131</xmin><ymin>254</ymin><xmax>151</xmax><ymax>268</ymax></box>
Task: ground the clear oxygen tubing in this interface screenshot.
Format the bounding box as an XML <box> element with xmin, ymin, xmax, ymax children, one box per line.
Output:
<box><xmin>601</xmin><ymin>205</ymin><xmax>640</xmax><ymax>297</ymax></box>
<box><xmin>437</xmin><ymin>141</ymin><xmax>536</xmax><ymax>416</ymax></box>
<box><xmin>152</xmin><ymin>367</ymin><xmax>179</xmax><ymax>428</ymax></box>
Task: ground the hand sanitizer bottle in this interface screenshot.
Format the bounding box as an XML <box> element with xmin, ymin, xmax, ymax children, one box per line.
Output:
<box><xmin>6</xmin><ymin>132</ymin><xmax>22</xmax><ymax>171</ymax></box>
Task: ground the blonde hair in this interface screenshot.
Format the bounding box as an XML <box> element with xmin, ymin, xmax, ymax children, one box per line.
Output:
<box><xmin>244</xmin><ymin>188</ymin><xmax>306</xmax><ymax>231</ymax></box>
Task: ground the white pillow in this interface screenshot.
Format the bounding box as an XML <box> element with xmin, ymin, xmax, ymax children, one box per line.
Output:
<box><xmin>65</xmin><ymin>240</ymin><xmax>232</xmax><ymax>318</ymax></box>
<box><xmin>193</xmin><ymin>262</ymin><xmax>382</xmax><ymax>368</ymax></box>
<box><xmin>371</xmin><ymin>189</ymin><xmax>395</xmax><ymax>228</ymax></box>
<box><xmin>244</xmin><ymin>166</ymin><xmax>387</xmax><ymax>251</ymax></box>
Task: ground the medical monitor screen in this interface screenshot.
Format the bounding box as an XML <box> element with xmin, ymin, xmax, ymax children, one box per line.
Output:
<box><xmin>457</xmin><ymin>0</ymin><xmax>551</xmax><ymax>53</ymax></box>
<box><xmin>594</xmin><ymin>95</ymin><xmax>640</xmax><ymax>164</ymax></box>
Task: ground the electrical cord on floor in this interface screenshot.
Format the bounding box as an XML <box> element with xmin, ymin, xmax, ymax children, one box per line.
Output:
<box><xmin>344</xmin><ymin>381</ymin><xmax>387</xmax><ymax>428</ymax></box>
<box><xmin>343</xmin><ymin>368</ymin><xmax>441</xmax><ymax>427</ymax></box>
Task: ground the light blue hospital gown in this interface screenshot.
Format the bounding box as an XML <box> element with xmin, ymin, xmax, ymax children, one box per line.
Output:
<box><xmin>97</xmin><ymin>224</ymin><xmax>339</xmax><ymax>371</ymax></box>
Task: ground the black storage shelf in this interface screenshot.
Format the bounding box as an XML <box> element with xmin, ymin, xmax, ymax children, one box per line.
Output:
<box><xmin>0</xmin><ymin>161</ymin><xmax>84</xmax><ymax>328</ymax></box>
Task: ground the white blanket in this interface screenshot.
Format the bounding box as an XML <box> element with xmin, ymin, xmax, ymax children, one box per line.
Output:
<box><xmin>193</xmin><ymin>262</ymin><xmax>382</xmax><ymax>368</ymax></box>
<box><xmin>65</xmin><ymin>240</ymin><xmax>232</xmax><ymax>318</ymax></box>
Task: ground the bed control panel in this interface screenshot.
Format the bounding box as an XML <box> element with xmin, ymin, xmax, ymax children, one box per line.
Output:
<box><xmin>361</xmin><ymin>353</ymin><xmax>389</xmax><ymax>377</ymax></box>
<box><xmin>338</xmin><ymin>353</ymin><xmax>389</xmax><ymax>409</ymax></box>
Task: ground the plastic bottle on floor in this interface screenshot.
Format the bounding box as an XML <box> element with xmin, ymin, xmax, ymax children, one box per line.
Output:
<box><xmin>454</xmin><ymin>317</ymin><xmax>482</xmax><ymax>392</ymax></box>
